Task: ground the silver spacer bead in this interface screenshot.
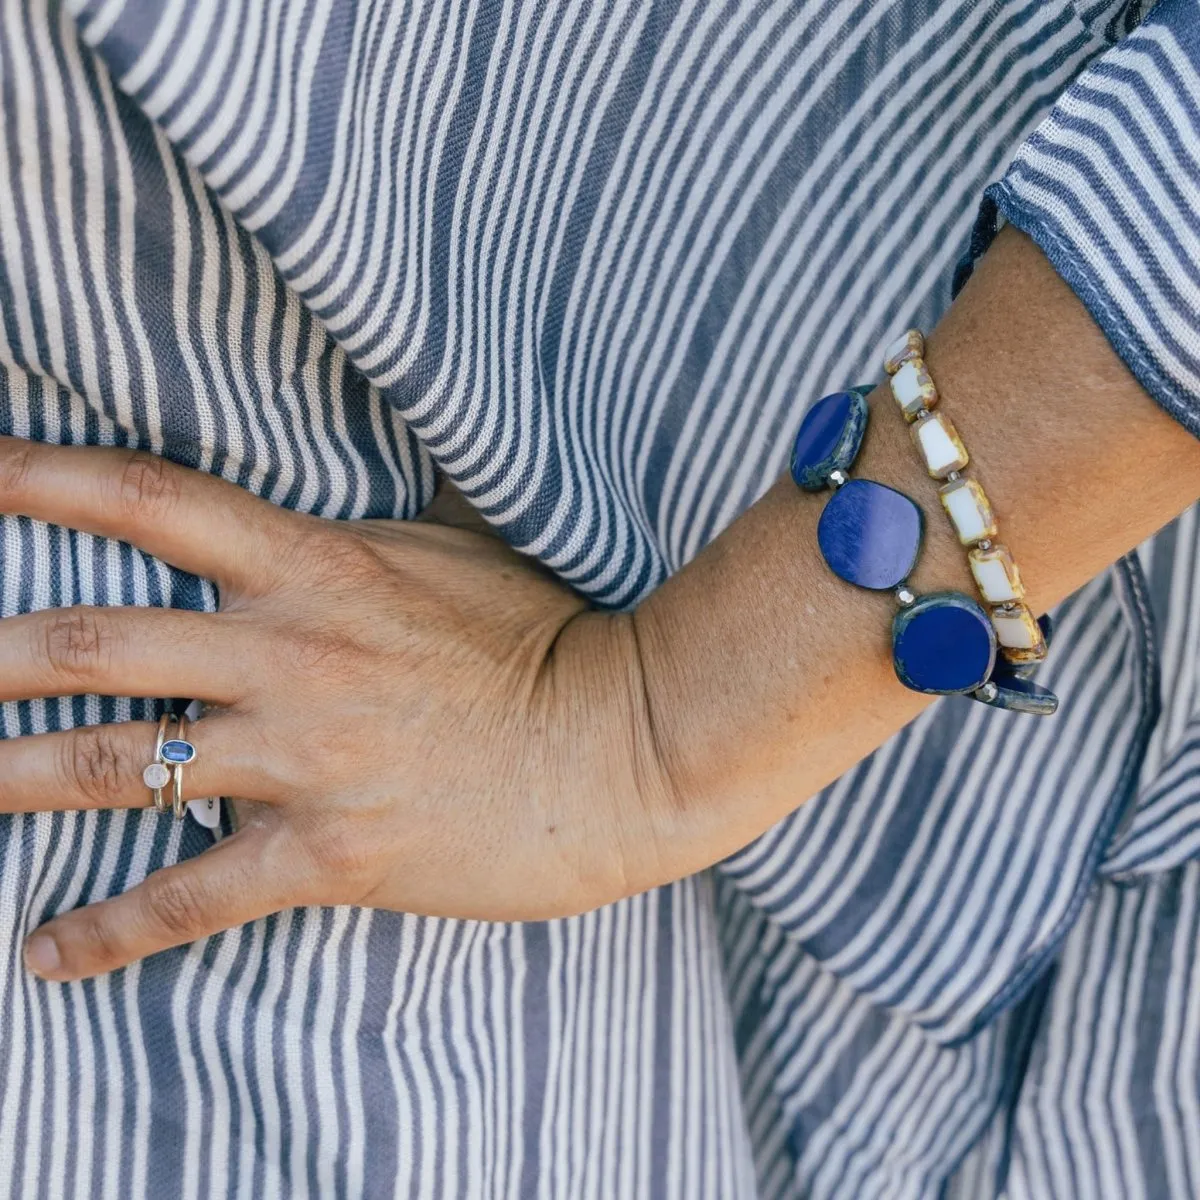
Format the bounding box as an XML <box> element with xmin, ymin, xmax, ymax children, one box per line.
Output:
<box><xmin>975</xmin><ymin>681</ymin><xmax>998</xmax><ymax>703</ymax></box>
<box><xmin>976</xmin><ymin>538</ymin><xmax>993</xmax><ymax>551</ymax></box>
<box><xmin>946</xmin><ymin>469</ymin><xmax>961</xmax><ymax>482</ymax></box>
<box><xmin>827</xmin><ymin>469</ymin><xmax>848</xmax><ymax>489</ymax></box>
<box><xmin>895</xmin><ymin>585</ymin><xmax>916</xmax><ymax>607</ymax></box>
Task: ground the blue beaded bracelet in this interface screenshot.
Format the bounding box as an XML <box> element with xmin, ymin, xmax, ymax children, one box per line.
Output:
<box><xmin>790</xmin><ymin>388</ymin><xmax>1058</xmax><ymax>715</ymax></box>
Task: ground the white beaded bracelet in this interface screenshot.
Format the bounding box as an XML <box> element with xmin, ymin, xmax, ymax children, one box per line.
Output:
<box><xmin>884</xmin><ymin>329</ymin><xmax>1047</xmax><ymax>666</ymax></box>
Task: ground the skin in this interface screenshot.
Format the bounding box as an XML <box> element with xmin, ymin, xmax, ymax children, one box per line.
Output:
<box><xmin>11</xmin><ymin>225</ymin><xmax>1200</xmax><ymax>982</ymax></box>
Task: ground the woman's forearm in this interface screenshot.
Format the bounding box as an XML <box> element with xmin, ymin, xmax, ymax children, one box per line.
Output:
<box><xmin>9</xmin><ymin>227</ymin><xmax>1200</xmax><ymax>981</ymax></box>
<box><xmin>632</xmin><ymin>225</ymin><xmax>1200</xmax><ymax>878</ymax></box>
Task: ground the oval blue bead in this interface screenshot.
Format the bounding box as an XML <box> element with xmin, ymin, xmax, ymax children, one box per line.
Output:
<box><xmin>974</xmin><ymin>676</ymin><xmax>1059</xmax><ymax>716</ymax></box>
<box><xmin>160</xmin><ymin>739</ymin><xmax>196</xmax><ymax>765</ymax></box>
<box><xmin>892</xmin><ymin>591</ymin><xmax>996</xmax><ymax>694</ymax></box>
<box><xmin>790</xmin><ymin>390</ymin><xmax>868</xmax><ymax>491</ymax></box>
<box><xmin>817</xmin><ymin>478</ymin><xmax>923</xmax><ymax>590</ymax></box>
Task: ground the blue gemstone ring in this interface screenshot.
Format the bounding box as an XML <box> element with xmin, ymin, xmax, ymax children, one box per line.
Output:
<box><xmin>160</xmin><ymin>738</ymin><xmax>197</xmax><ymax>765</ymax></box>
<box><xmin>143</xmin><ymin>712</ymin><xmax>196</xmax><ymax>819</ymax></box>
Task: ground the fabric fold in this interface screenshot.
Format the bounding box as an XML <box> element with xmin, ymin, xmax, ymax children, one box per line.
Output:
<box><xmin>961</xmin><ymin>0</ymin><xmax>1200</xmax><ymax>438</ymax></box>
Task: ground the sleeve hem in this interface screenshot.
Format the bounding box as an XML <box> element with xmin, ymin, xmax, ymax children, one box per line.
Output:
<box><xmin>962</xmin><ymin>180</ymin><xmax>1200</xmax><ymax>441</ymax></box>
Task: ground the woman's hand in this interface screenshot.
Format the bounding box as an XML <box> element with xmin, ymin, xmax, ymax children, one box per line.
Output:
<box><xmin>15</xmin><ymin>233</ymin><xmax>1200</xmax><ymax>983</ymax></box>
<box><xmin>1</xmin><ymin>439</ymin><xmax>675</xmax><ymax>981</ymax></box>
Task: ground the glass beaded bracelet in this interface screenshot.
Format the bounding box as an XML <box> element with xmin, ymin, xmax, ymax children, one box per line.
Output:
<box><xmin>790</xmin><ymin>385</ymin><xmax>1058</xmax><ymax>716</ymax></box>
<box><xmin>884</xmin><ymin>329</ymin><xmax>1049</xmax><ymax>668</ymax></box>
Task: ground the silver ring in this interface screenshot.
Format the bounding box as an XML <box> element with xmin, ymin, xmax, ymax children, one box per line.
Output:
<box><xmin>143</xmin><ymin>713</ymin><xmax>197</xmax><ymax>819</ymax></box>
<box><xmin>143</xmin><ymin>714</ymin><xmax>173</xmax><ymax>812</ymax></box>
<box><xmin>165</xmin><ymin>714</ymin><xmax>196</xmax><ymax>819</ymax></box>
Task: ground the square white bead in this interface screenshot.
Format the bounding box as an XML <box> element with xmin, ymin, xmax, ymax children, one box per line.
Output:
<box><xmin>912</xmin><ymin>412</ymin><xmax>968</xmax><ymax>478</ymax></box>
<box><xmin>939</xmin><ymin>477</ymin><xmax>997</xmax><ymax>545</ymax></box>
<box><xmin>889</xmin><ymin>358</ymin><xmax>937</xmax><ymax>421</ymax></box>
<box><xmin>884</xmin><ymin>329</ymin><xmax>924</xmax><ymax>375</ymax></box>
<box><xmin>991</xmin><ymin>604</ymin><xmax>1046</xmax><ymax>661</ymax></box>
<box><xmin>969</xmin><ymin>544</ymin><xmax>1024</xmax><ymax>603</ymax></box>
<box><xmin>992</xmin><ymin>612</ymin><xmax>1037</xmax><ymax>649</ymax></box>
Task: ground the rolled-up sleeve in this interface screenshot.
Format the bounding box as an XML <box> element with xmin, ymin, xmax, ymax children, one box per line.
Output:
<box><xmin>958</xmin><ymin>0</ymin><xmax>1200</xmax><ymax>438</ymax></box>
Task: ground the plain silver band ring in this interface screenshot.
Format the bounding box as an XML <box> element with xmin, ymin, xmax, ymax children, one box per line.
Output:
<box><xmin>171</xmin><ymin>713</ymin><xmax>190</xmax><ymax>820</ymax></box>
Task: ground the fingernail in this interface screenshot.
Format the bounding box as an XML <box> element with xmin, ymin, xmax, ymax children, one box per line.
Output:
<box><xmin>24</xmin><ymin>933</ymin><xmax>61</xmax><ymax>978</ymax></box>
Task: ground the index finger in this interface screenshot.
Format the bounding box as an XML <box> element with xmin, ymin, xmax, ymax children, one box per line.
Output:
<box><xmin>0</xmin><ymin>437</ymin><xmax>300</xmax><ymax>592</ymax></box>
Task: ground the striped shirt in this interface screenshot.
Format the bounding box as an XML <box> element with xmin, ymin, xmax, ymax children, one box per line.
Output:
<box><xmin>0</xmin><ymin>0</ymin><xmax>1196</xmax><ymax>1194</ymax></box>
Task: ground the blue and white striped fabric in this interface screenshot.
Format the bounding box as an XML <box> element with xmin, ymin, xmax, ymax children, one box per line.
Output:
<box><xmin>0</xmin><ymin>0</ymin><xmax>1196</xmax><ymax>1195</ymax></box>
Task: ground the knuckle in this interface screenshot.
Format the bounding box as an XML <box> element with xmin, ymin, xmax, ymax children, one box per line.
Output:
<box><xmin>286</xmin><ymin>628</ymin><xmax>365</xmax><ymax>686</ymax></box>
<box><xmin>75</xmin><ymin>914</ymin><xmax>125</xmax><ymax>972</ymax></box>
<box><xmin>114</xmin><ymin>451</ymin><xmax>182</xmax><ymax>523</ymax></box>
<box><xmin>42</xmin><ymin>608</ymin><xmax>112</xmax><ymax>681</ymax></box>
<box><xmin>306</xmin><ymin>822</ymin><xmax>379</xmax><ymax>891</ymax></box>
<box><xmin>143</xmin><ymin>873</ymin><xmax>209</xmax><ymax>942</ymax></box>
<box><xmin>305</xmin><ymin>530</ymin><xmax>385</xmax><ymax>589</ymax></box>
<box><xmin>0</xmin><ymin>439</ymin><xmax>36</xmax><ymax>496</ymax></box>
<box><xmin>62</xmin><ymin>725</ymin><xmax>128</xmax><ymax>804</ymax></box>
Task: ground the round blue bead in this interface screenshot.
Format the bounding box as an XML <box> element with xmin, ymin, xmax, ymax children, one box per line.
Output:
<box><xmin>892</xmin><ymin>591</ymin><xmax>996</xmax><ymax>695</ymax></box>
<box><xmin>160</xmin><ymin>739</ymin><xmax>196</xmax><ymax>765</ymax></box>
<box><xmin>790</xmin><ymin>390</ymin><xmax>868</xmax><ymax>491</ymax></box>
<box><xmin>817</xmin><ymin>478</ymin><xmax>923</xmax><ymax>590</ymax></box>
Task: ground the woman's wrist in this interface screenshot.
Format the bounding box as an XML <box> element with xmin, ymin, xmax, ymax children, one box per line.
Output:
<box><xmin>631</xmin><ymin>225</ymin><xmax>1200</xmax><ymax>879</ymax></box>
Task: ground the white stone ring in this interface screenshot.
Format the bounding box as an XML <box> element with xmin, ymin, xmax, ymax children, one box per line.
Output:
<box><xmin>143</xmin><ymin>712</ymin><xmax>197</xmax><ymax>819</ymax></box>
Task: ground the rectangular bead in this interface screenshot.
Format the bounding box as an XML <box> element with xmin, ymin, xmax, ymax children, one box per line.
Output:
<box><xmin>969</xmin><ymin>543</ymin><xmax>1024</xmax><ymax>603</ymax></box>
<box><xmin>889</xmin><ymin>359</ymin><xmax>937</xmax><ymax>422</ymax></box>
<box><xmin>991</xmin><ymin>603</ymin><xmax>1047</xmax><ymax>663</ymax></box>
<box><xmin>884</xmin><ymin>329</ymin><xmax>924</xmax><ymax>375</ymax></box>
<box><xmin>912</xmin><ymin>411</ymin><xmax>968</xmax><ymax>479</ymax></box>
<box><xmin>939</xmin><ymin>477</ymin><xmax>998</xmax><ymax>545</ymax></box>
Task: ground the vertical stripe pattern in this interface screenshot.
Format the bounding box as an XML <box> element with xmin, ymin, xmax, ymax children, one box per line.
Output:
<box><xmin>0</xmin><ymin>0</ymin><xmax>1194</xmax><ymax>1195</ymax></box>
